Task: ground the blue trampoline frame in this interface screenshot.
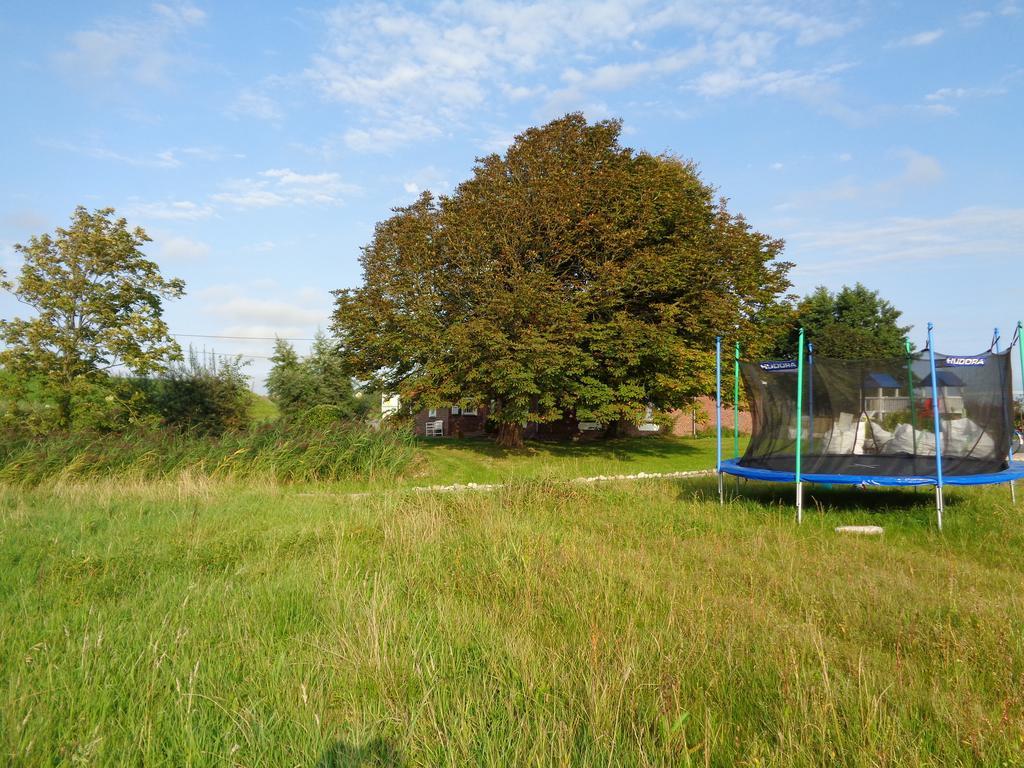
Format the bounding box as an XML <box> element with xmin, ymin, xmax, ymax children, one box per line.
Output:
<box><xmin>716</xmin><ymin>321</ymin><xmax>1024</xmax><ymax>529</ymax></box>
<box><xmin>720</xmin><ymin>457</ymin><xmax>1024</xmax><ymax>488</ymax></box>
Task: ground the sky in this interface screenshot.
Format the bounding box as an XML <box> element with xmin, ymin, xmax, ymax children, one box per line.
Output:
<box><xmin>1</xmin><ymin>0</ymin><xmax>1022</xmax><ymax>391</ymax></box>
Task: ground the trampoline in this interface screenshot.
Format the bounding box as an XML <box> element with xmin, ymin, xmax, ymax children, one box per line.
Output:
<box><xmin>715</xmin><ymin>321</ymin><xmax>1024</xmax><ymax>528</ymax></box>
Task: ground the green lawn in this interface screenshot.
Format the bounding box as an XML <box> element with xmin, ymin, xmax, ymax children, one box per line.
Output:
<box><xmin>405</xmin><ymin>435</ymin><xmax>732</xmax><ymax>487</ymax></box>
<box><xmin>2</xmin><ymin>470</ymin><xmax>1024</xmax><ymax>765</ymax></box>
<box><xmin>247</xmin><ymin>392</ymin><xmax>281</xmax><ymax>423</ymax></box>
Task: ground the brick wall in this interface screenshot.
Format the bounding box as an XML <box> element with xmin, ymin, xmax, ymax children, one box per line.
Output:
<box><xmin>670</xmin><ymin>396</ymin><xmax>751</xmax><ymax>436</ymax></box>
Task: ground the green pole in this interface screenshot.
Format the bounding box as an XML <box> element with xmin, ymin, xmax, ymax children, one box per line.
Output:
<box><xmin>796</xmin><ymin>328</ymin><xmax>805</xmax><ymax>522</ymax></box>
<box><xmin>905</xmin><ymin>338</ymin><xmax>918</xmax><ymax>454</ymax></box>
<box><xmin>733</xmin><ymin>341</ymin><xmax>741</xmax><ymax>459</ymax></box>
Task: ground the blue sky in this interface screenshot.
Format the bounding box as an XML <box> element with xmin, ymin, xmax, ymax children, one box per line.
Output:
<box><xmin>1</xmin><ymin>1</ymin><xmax>1022</xmax><ymax>390</ymax></box>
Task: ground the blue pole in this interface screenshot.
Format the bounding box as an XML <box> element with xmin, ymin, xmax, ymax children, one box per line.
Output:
<box><xmin>807</xmin><ymin>343</ymin><xmax>815</xmax><ymax>454</ymax></box>
<box><xmin>995</xmin><ymin>329</ymin><xmax>1013</xmax><ymax>467</ymax></box>
<box><xmin>795</xmin><ymin>329</ymin><xmax>806</xmax><ymax>522</ymax></box>
<box><xmin>716</xmin><ymin>336</ymin><xmax>723</xmax><ymax>503</ymax></box>
<box><xmin>927</xmin><ymin>323</ymin><xmax>944</xmax><ymax>529</ymax></box>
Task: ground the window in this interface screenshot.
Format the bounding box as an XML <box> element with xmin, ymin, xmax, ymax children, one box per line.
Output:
<box><xmin>451</xmin><ymin>405</ymin><xmax>461</xmax><ymax>415</ymax></box>
<box><xmin>462</xmin><ymin>405</ymin><xmax>478</xmax><ymax>416</ymax></box>
<box><xmin>428</xmin><ymin>408</ymin><xmax>437</xmax><ymax>418</ymax></box>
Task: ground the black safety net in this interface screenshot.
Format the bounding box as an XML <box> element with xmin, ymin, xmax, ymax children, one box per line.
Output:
<box><xmin>738</xmin><ymin>350</ymin><xmax>1014</xmax><ymax>477</ymax></box>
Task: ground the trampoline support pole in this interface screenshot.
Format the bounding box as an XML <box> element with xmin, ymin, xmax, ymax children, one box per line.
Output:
<box><xmin>796</xmin><ymin>328</ymin><xmax>805</xmax><ymax>523</ymax></box>
<box><xmin>734</xmin><ymin>342</ymin><xmax>740</xmax><ymax>461</ymax></box>
<box><xmin>905</xmin><ymin>338</ymin><xmax>918</xmax><ymax>455</ymax></box>
<box><xmin>995</xmin><ymin>328</ymin><xmax>1014</xmax><ymax>505</ymax></box>
<box><xmin>927</xmin><ymin>323</ymin><xmax>944</xmax><ymax>530</ymax></box>
<box><xmin>734</xmin><ymin>342</ymin><xmax>741</xmax><ymax>493</ymax></box>
<box><xmin>1014</xmin><ymin>320</ymin><xmax>1023</xmax><ymax>504</ymax></box>
<box><xmin>716</xmin><ymin>336</ymin><xmax>723</xmax><ymax>504</ymax></box>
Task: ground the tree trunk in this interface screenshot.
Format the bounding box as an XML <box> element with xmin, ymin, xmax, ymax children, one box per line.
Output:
<box><xmin>56</xmin><ymin>390</ymin><xmax>73</xmax><ymax>432</ymax></box>
<box><xmin>602</xmin><ymin>419</ymin><xmax>621</xmax><ymax>440</ymax></box>
<box><xmin>496</xmin><ymin>421</ymin><xmax>524</xmax><ymax>449</ymax></box>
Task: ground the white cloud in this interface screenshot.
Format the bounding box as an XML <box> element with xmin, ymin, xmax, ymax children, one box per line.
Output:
<box><xmin>44</xmin><ymin>140</ymin><xmax>234</xmax><ymax>168</ymax></box>
<box><xmin>770</xmin><ymin>162</ymin><xmax>784</xmax><ymax>171</ymax></box>
<box><xmin>302</xmin><ymin>0</ymin><xmax>855</xmax><ymax>150</ymax></box>
<box><xmin>212</xmin><ymin>168</ymin><xmax>360</xmax><ymax>209</ymax></box>
<box><xmin>152</xmin><ymin>3</ymin><xmax>206</xmax><ymax>26</ymax></box>
<box><xmin>923</xmin><ymin>84</ymin><xmax>1008</xmax><ymax>107</ymax></box>
<box><xmin>692</xmin><ymin>63</ymin><xmax>849</xmax><ymax>100</ymax></box>
<box><xmin>890</xmin><ymin>29</ymin><xmax>944</xmax><ymax>48</ymax></box>
<box><xmin>228</xmin><ymin>88</ymin><xmax>284</xmax><ymax>121</ymax></box>
<box><xmin>43</xmin><ymin>140</ymin><xmax>182</xmax><ymax>168</ymax></box>
<box><xmin>197</xmin><ymin>283</ymin><xmax>331</xmax><ymax>331</ymax></box>
<box><xmin>775</xmin><ymin>149</ymin><xmax>943</xmax><ymax>209</ymax></box>
<box><xmin>546</xmin><ymin>46</ymin><xmax>707</xmax><ymax>111</ymax></box>
<box><xmin>398</xmin><ymin>165</ymin><xmax>452</xmax><ymax>197</ymax></box>
<box><xmin>789</xmin><ymin>207</ymin><xmax>1024</xmax><ymax>274</ymax></box>
<box><xmin>343</xmin><ymin>118</ymin><xmax>443</xmax><ymax>152</ymax></box>
<box><xmin>158</xmin><ymin>235</ymin><xmax>211</xmax><ymax>261</ymax></box>
<box><xmin>892</xmin><ymin>149</ymin><xmax>944</xmax><ymax>186</ymax></box>
<box><xmin>959</xmin><ymin>10</ymin><xmax>991</xmax><ymax>27</ymax></box>
<box><xmin>54</xmin><ymin>2</ymin><xmax>206</xmax><ymax>86</ymax></box>
<box><xmin>838</xmin><ymin>152</ymin><xmax>852</xmax><ymax>162</ymax></box>
<box><xmin>124</xmin><ymin>200</ymin><xmax>215</xmax><ymax>221</ymax></box>
<box><xmin>208</xmin><ymin>297</ymin><xmax>327</xmax><ymax>326</ymax></box>
<box><xmin>926</xmin><ymin>87</ymin><xmax>968</xmax><ymax>101</ymax></box>
<box><xmin>911</xmin><ymin>102</ymin><xmax>958</xmax><ymax>117</ymax></box>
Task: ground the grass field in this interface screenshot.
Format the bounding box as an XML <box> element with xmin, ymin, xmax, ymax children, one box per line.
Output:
<box><xmin>407</xmin><ymin>435</ymin><xmax>726</xmax><ymax>487</ymax></box>
<box><xmin>3</xmin><ymin>441</ymin><xmax>1024</xmax><ymax>766</ymax></box>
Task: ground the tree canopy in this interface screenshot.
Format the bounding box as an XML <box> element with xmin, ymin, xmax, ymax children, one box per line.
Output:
<box><xmin>773</xmin><ymin>283</ymin><xmax>912</xmax><ymax>359</ymax></box>
<box><xmin>0</xmin><ymin>206</ymin><xmax>185</xmax><ymax>428</ymax></box>
<box><xmin>333</xmin><ymin>114</ymin><xmax>792</xmax><ymax>446</ymax></box>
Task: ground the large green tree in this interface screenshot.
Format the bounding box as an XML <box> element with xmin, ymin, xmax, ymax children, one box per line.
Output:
<box><xmin>773</xmin><ymin>283</ymin><xmax>912</xmax><ymax>359</ymax></box>
<box><xmin>0</xmin><ymin>207</ymin><xmax>185</xmax><ymax>428</ymax></box>
<box><xmin>333</xmin><ymin>114</ymin><xmax>791</xmax><ymax>447</ymax></box>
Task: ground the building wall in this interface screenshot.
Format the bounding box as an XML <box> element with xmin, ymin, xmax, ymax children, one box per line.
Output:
<box><xmin>414</xmin><ymin>406</ymin><xmax>489</xmax><ymax>438</ymax></box>
<box><xmin>669</xmin><ymin>396</ymin><xmax>751</xmax><ymax>437</ymax></box>
<box><xmin>412</xmin><ymin>396</ymin><xmax>751</xmax><ymax>439</ymax></box>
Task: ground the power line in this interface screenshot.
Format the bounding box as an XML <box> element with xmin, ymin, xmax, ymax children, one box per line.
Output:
<box><xmin>172</xmin><ymin>332</ymin><xmax>318</xmax><ymax>342</ymax></box>
<box><xmin>183</xmin><ymin>350</ymin><xmax>275</xmax><ymax>360</ymax></box>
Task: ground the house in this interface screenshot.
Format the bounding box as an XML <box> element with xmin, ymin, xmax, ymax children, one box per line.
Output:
<box><xmin>413</xmin><ymin>403</ymin><xmax>488</xmax><ymax>438</ymax></box>
<box><xmin>385</xmin><ymin>393</ymin><xmax>749</xmax><ymax>440</ymax></box>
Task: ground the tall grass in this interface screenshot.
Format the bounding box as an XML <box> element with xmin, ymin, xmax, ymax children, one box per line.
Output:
<box><xmin>2</xmin><ymin>477</ymin><xmax>1024</xmax><ymax>765</ymax></box>
<box><xmin>0</xmin><ymin>421</ymin><xmax>414</xmax><ymax>486</ymax></box>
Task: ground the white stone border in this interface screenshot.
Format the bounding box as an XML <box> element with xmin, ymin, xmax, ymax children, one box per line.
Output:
<box><xmin>410</xmin><ymin>469</ymin><xmax>714</xmax><ymax>495</ymax></box>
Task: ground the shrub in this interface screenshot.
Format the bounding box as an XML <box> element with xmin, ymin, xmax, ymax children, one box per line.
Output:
<box><xmin>297</xmin><ymin>403</ymin><xmax>347</xmax><ymax>429</ymax></box>
<box><xmin>135</xmin><ymin>349</ymin><xmax>252</xmax><ymax>435</ymax></box>
<box><xmin>0</xmin><ymin>420</ymin><xmax>415</xmax><ymax>487</ymax></box>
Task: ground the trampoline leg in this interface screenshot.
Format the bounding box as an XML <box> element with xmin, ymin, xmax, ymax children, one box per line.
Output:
<box><xmin>718</xmin><ymin>472</ymin><xmax>724</xmax><ymax>504</ymax></box>
<box><xmin>796</xmin><ymin>482</ymin><xmax>803</xmax><ymax>524</ymax></box>
<box><xmin>935</xmin><ymin>486</ymin><xmax>944</xmax><ymax>531</ymax></box>
<box><xmin>1012</xmin><ymin>480</ymin><xmax>1016</xmax><ymax>505</ymax></box>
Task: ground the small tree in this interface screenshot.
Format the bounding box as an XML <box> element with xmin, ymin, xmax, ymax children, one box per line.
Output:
<box><xmin>265</xmin><ymin>333</ymin><xmax>362</xmax><ymax>420</ymax></box>
<box><xmin>0</xmin><ymin>207</ymin><xmax>185</xmax><ymax>429</ymax></box>
<box><xmin>266</xmin><ymin>337</ymin><xmax>307</xmax><ymax>414</ymax></box>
